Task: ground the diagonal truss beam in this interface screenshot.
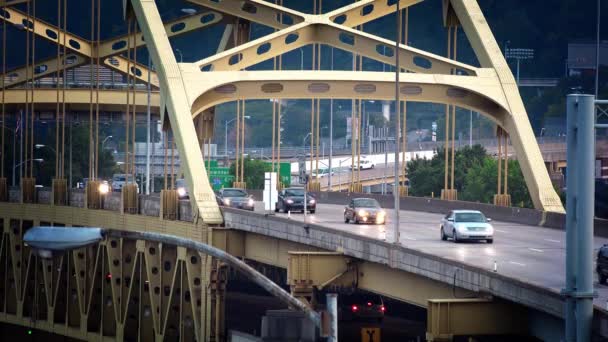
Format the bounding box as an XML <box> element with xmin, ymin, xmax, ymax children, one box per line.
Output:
<box><xmin>325</xmin><ymin>0</ymin><xmax>423</xmax><ymax>28</ymax></box>
<box><xmin>448</xmin><ymin>0</ymin><xmax>563</xmax><ymax>212</ymax></box>
<box><xmin>189</xmin><ymin>0</ymin><xmax>421</xmax><ymax>30</ymax></box>
<box><xmin>1</xmin><ymin>10</ymin><xmax>221</xmax><ymax>88</ymax></box>
<box><xmin>187</xmin><ymin>0</ymin><xmax>305</xmax><ymax>30</ymax></box>
<box><xmin>0</xmin><ymin>7</ymin><xmax>93</xmax><ymax>56</ymax></box>
<box><xmin>196</xmin><ymin>21</ymin><xmax>477</xmax><ymax>75</ymax></box>
<box><xmin>131</xmin><ymin>0</ymin><xmax>223</xmax><ymax>224</ymax></box>
<box><xmin>98</xmin><ymin>10</ymin><xmax>224</xmax><ymax>58</ymax></box>
<box><xmin>2</xmin><ymin>53</ymin><xmax>86</xmax><ymax>88</ymax></box>
<box><xmin>0</xmin><ymin>0</ymin><xmax>29</xmax><ymax>7</ymax></box>
<box><xmin>193</xmin><ymin>0</ymin><xmax>476</xmax><ymax>75</ymax></box>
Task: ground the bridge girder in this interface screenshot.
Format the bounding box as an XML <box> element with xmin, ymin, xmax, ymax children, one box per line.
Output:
<box><xmin>0</xmin><ymin>7</ymin><xmax>223</xmax><ymax>88</ymax></box>
<box><xmin>194</xmin><ymin>0</ymin><xmax>475</xmax><ymax>75</ymax></box>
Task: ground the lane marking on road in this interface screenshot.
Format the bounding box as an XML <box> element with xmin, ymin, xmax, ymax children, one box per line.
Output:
<box><xmin>509</xmin><ymin>261</ymin><xmax>526</xmax><ymax>266</ymax></box>
<box><xmin>404</xmin><ymin>236</ymin><xmax>417</xmax><ymax>241</ymax></box>
<box><xmin>495</xmin><ymin>229</ymin><xmax>507</xmax><ymax>233</ymax></box>
<box><xmin>529</xmin><ymin>248</ymin><xmax>544</xmax><ymax>253</ymax></box>
<box><xmin>544</xmin><ymin>239</ymin><xmax>561</xmax><ymax>243</ymax></box>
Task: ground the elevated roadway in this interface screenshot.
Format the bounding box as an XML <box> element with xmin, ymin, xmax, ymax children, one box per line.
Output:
<box><xmin>1</xmin><ymin>188</ymin><xmax>607</xmax><ymax>340</ymax></box>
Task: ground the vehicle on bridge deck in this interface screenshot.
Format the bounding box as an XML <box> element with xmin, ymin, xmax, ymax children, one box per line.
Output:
<box><xmin>597</xmin><ymin>245</ymin><xmax>608</xmax><ymax>284</ymax></box>
<box><xmin>344</xmin><ymin>198</ymin><xmax>386</xmax><ymax>225</ymax></box>
<box><xmin>111</xmin><ymin>173</ymin><xmax>139</xmax><ymax>193</ymax></box>
<box><xmin>216</xmin><ymin>188</ymin><xmax>255</xmax><ymax>211</ymax></box>
<box><xmin>275</xmin><ymin>187</ymin><xmax>316</xmax><ymax>214</ymax></box>
<box><xmin>440</xmin><ymin>210</ymin><xmax>494</xmax><ymax>243</ymax></box>
<box><xmin>311</xmin><ymin>168</ymin><xmax>335</xmax><ymax>179</ymax></box>
<box><xmin>339</xmin><ymin>294</ymin><xmax>385</xmax><ymax>322</ymax></box>
<box><xmin>176</xmin><ymin>179</ymin><xmax>189</xmax><ymax>199</ymax></box>
<box><xmin>351</xmin><ymin>158</ymin><xmax>375</xmax><ymax>170</ymax></box>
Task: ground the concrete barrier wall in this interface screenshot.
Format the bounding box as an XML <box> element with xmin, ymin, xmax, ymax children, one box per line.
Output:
<box><xmin>311</xmin><ymin>191</ymin><xmax>608</xmax><ymax>237</ymax></box>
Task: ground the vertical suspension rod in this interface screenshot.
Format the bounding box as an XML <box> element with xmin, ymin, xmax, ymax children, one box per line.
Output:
<box><xmin>450</xmin><ymin>26</ymin><xmax>458</xmax><ymax>191</ymax></box>
<box><xmin>95</xmin><ymin>0</ymin><xmax>101</xmax><ymax>179</ymax></box>
<box><xmin>125</xmin><ymin>17</ymin><xmax>132</xmax><ymax>176</ymax></box>
<box><xmin>88</xmin><ymin>0</ymin><xmax>94</xmax><ymax>180</ymax></box>
<box><xmin>131</xmin><ymin>20</ymin><xmax>137</xmax><ymax>180</ymax></box>
<box><xmin>444</xmin><ymin>26</ymin><xmax>451</xmax><ymax>193</ymax></box>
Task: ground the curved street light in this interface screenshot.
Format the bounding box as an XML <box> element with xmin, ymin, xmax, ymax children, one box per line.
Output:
<box><xmin>24</xmin><ymin>226</ymin><xmax>321</xmax><ymax>327</ymax></box>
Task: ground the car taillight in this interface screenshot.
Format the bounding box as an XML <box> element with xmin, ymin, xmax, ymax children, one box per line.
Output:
<box><xmin>351</xmin><ymin>305</ymin><xmax>358</xmax><ymax>312</ymax></box>
<box><xmin>367</xmin><ymin>302</ymin><xmax>372</xmax><ymax>307</ymax></box>
<box><xmin>380</xmin><ymin>306</ymin><xmax>385</xmax><ymax>312</ymax></box>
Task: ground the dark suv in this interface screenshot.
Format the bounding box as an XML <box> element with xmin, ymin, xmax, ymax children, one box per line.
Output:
<box><xmin>597</xmin><ymin>245</ymin><xmax>608</xmax><ymax>284</ymax></box>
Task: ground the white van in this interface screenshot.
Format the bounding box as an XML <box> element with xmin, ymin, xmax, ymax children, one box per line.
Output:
<box><xmin>111</xmin><ymin>174</ymin><xmax>138</xmax><ymax>192</ymax></box>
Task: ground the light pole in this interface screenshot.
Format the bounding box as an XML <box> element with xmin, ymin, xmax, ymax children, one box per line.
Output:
<box><xmin>505</xmin><ymin>48</ymin><xmax>534</xmax><ymax>85</ymax></box>
<box><xmin>596</xmin><ymin>0</ymin><xmax>601</xmax><ymax>97</ymax></box>
<box><xmin>101</xmin><ymin>136</ymin><xmax>113</xmax><ymax>149</ymax></box>
<box><xmin>175</xmin><ymin>48</ymin><xmax>183</xmax><ymax>63</ymax></box>
<box><xmin>35</xmin><ymin>144</ymin><xmax>56</xmax><ymax>153</ymax></box>
<box><xmin>299</xmin><ymin>48</ymin><xmax>304</xmax><ymax>70</ymax></box>
<box><xmin>225</xmin><ymin>116</ymin><xmax>250</xmax><ymax>157</ymax></box>
<box><xmin>181</xmin><ymin>8</ymin><xmax>197</xmax><ymax>15</ymax></box>
<box><xmin>14</xmin><ymin>159</ymin><xmax>43</xmax><ymax>184</ymax></box>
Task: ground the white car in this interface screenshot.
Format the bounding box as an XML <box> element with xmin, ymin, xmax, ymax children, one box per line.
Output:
<box><xmin>352</xmin><ymin>159</ymin><xmax>375</xmax><ymax>170</ymax></box>
<box><xmin>311</xmin><ymin>168</ymin><xmax>335</xmax><ymax>179</ymax></box>
<box><xmin>440</xmin><ymin>210</ymin><xmax>494</xmax><ymax>243</ymax></box>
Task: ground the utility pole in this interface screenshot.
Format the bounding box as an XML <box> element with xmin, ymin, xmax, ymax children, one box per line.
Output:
<box><xmin>596</xmin><ymin>0</ymin><xmax>601</xmax><ymax>97</ymax></box>
<box><xmin>564</xmin><ymin>94</ymin><xmax>597</xmax><ymax>342</ymax></box>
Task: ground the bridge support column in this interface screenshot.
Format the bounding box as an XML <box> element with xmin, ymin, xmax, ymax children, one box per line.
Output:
<box><xmin>0</xmin><ymin>178</ymin><xmax>7</xmax><ymax>202</ymax></box>
<box><xmin>51</xmin><ymin>178</ymin><xmax>67</xmax><ymax>205</ymax></box>
<box><xmin>21</xmin><ymin>177</ymin><xmax>35</xmax><ymax>203</ymax></box>
<box><xmin>160</xmin><ymin>189</ymin><xmax>178</xmax><ymax>220</ymax></box>
<box><xmin>426</xmin><ymin>298</ymin><xmax>527</xmax><ymax>341</ymax></box>
<box><xmin>209</xmin><ymin>258</ymin><xmax>227</xmax><ymax>342</ymax></box>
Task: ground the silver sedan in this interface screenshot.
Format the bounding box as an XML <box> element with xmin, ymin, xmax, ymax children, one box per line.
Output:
<box><xmin>440</xmin><ymin>210</ymin><xmax>494</xmax><ymax>243</ymax></box>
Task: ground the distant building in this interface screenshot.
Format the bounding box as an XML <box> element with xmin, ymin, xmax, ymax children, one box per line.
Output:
<box><xmin>567</xmin><ymin>40</ymin><xmax>608</xmax><ymax>77</ymax></box>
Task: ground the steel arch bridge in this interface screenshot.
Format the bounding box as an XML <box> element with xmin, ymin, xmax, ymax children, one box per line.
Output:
<box><xmin>0</xmin><ymin>0</ymin><xmax>565</xmax><ymax>341</ymax></box>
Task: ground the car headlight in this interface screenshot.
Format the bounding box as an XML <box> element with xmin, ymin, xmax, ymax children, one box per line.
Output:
<box><xmin>286</xmin><ymin>199</ymin><xmax>294</xmax><ymax>204</ymax></box>
<box><xmin>98</xmin><ymin>183</ymin><xmax>109</xmax><ymax>194</ymax></box>
<box><xmin>248</xmin><ymin>198</ymin><xmax>254</xmax><ymax>206</ymax></box>
<box><xmin>487</xmin><ymin>226</ymin><xmax>494</xmax><ymax>234</ymax></box>
<box><xmin>177</xmin><ymin>187</ymin><xmax>187</xmax><ymax>197</ymax></box>
<box><xmin>358</xmin><ymin>210</ymin><xmax>368</xmax><ymax>217</ymax></box>
<box><xmin>223</xmin><ymin>198</ymin><xmax>230</xmax><ymax>205</ymax></box>
<box><xmin>308</xmin><ymin>199</ymin><xmax>315</xmax><ymax>204</ymax></box>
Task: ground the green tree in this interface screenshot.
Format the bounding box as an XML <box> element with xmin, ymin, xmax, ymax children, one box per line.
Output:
<box><xmin>461</xmin><ymin>158</ymin><xmax>532</xmax><ymax>208</ymax></box>
<box><xmin>408</xmin><ymin>144</ymin><xmax>533</xmax><ymax>207</ymax></box>
<box><xmin>229</xmin><ymin>157</ymin><xmax>271</xmax><ymax>190</ymax></box>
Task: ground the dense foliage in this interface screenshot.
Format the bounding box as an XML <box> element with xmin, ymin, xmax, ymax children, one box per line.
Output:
<box><xmin>407</xmin><ymin>145</ymin><xmax>533</xmax><ymax>208</ymax></box>
<box><xmin>229</xmin><ymin>157</ymin><xmax>272</xmax><ymax>190</ymax></box>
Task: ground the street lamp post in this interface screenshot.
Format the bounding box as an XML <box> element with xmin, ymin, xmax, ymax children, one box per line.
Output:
<box><xmin>225</xmin><ymin>116</ymin><xmax>250</xmax><ymax>157</ymax></box>
<box><xmin>505</xmin><ymin>48</ymin><xmax>534</xmax><ymax>85</ymax></box>
<box><xmin>23</xmin><ymin>226</ymin><xmax>321</xmax><ymax>328</ymax></box>
<box><xmin>596</xmin><ymin>0</ymin><xmax>601</xmax><ymax>97</ymax></box>
<box><xmin>14</xmin><ymin>159</ymin><xmax>43</xmax><ymax>184</ymax></box>
<box><xmin>101</xmin><ymin>136</ymin><xmax>113</xmax><ymax>149</ymax></box>
<box><xmin>175</xmin><ymin>48</ymin><xmax>183</xmax><ymax>63</ymax></box>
